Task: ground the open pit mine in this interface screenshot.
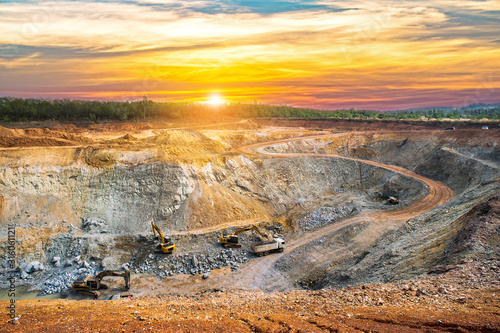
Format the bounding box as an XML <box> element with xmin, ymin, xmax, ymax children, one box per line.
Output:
<box><xmin>0</xmin><ymin>119</ymin><xmax>499</xmax><ymax>331</ymax></box>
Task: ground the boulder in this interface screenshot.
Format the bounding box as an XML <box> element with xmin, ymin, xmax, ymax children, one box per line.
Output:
<box><xmin>18</xmin><ymin>262</ymin><xmax>28</xmax><ymax>272</ymax></box>
<box><xmin>52</xmin><ymin>256</ymin><xmax>61</xmax><ymax>267</ymax></box>
<box><xmin>27</xmin><ymin>261</ymin><xmax>44</xmax><ymax>273</ymax></box>
<box><xmin>81</xmin><ymin>260</ymin><xmax>91</xmax><ymax>269</ymax></box>
<box><xmin>387</xmin><ymin>196</ymin><xmax>399</xmax><ymax>204</ymax></box>
<box><xmin>82</xmin><ymin>218</ymin><xmax>107</xmax><ymax>232</ymax></box>
<box><xmin>192</xmin><ymin>255</ymin><xmax>199</xmax><ymax>267</ymax></box>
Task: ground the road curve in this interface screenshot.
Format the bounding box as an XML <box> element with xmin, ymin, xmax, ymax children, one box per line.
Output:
<box><xmin>225</xmin><ymin>132</ymin><xmax>455</xmax><ymax>290</ymax></box>
<box><xmin>237</xmin><ymin>132</ymin><xmax>454</xmax><ymax>216</ymax></box>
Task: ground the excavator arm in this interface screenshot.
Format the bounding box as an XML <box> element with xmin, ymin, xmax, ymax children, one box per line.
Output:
<box><xmin>234</xmin><ymin>225</ymin><xmax>270</xmax><ymax>239</ymax></box>
<box><xmin>151</xmin><ymin>221</ymin><xmax>176</xmax><ymax>254</ymax></box>
<box><xmin>233</xmin><ymin>226</ymin><xmax>254</xmax><ymax>235</ymax></box>
<box><xmin>151</xmin><ymin>221</ymin><xmax>166</xmax><ymax>244</ymax></box>
<box><xmin>95</xmin><ymin>270</ymin><xmax>131</xmax><ymax>290</ymax></box>
<box><xmin>247</xmin><ymin>225</ymin><xmax>270</xmax><ymax>239</ymax></box>
<box><xmin>221</xmin><ymin>224</ymin><xmax>271</xmax><ymax>248</ymax></box>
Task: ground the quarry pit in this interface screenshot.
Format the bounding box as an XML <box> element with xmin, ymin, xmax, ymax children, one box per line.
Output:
<box><xmin>0</xmin><ymin>119</ymin><xmax>499</xmax><ymax>331</ymax></box>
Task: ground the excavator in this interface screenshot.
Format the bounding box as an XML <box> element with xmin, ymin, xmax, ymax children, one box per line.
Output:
<box><xmin>151</xmin><ymin>221</ymin><xmax>176</xmax><ymax>254</ymax></box>
<box><xmin>220</xmin><ymin>225</ymin><xmax>270</xmax><ymax>248</ymax></box>
<box><xmin>72</xmin><ymin>269</ymin><xmax>130</xmax><ymax>297</ymax></box>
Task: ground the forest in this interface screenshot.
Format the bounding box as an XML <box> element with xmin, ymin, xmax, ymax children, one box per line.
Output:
<box><xmin>0</xmin><ymin>97</ymin><xmax>499</xmax><ymax>123</ymax></box>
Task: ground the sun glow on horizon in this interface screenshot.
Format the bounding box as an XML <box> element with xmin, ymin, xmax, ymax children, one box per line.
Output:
<box><xmin>205</xmin><ymin>94</ymin><xmax>226</xmax><ymax>106</ymax></box>
<box><xmin>1</xmin><ymin>0</ymin><xmax>499</xmax><ymax>110</ymax></box>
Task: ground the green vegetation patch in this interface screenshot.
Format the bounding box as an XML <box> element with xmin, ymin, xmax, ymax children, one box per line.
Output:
<box><xmin>1</xmin><ymin>97</ymin><xmax>499</xmax><ymax>123</ymax></box>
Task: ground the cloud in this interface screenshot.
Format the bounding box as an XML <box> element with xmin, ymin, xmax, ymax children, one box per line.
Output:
<box><xmin>0</xmin><ymin>0</ymin><xmax>499</xmax><ymax>109</ymax></box>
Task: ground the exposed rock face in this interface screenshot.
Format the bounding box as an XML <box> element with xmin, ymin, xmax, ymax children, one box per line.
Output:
<box><xmin>0</xmin><ymin>150</ymin><xmax>420</xmax><ymax>235</ymax></box>
<box><xmin>440</xmin><ymin>193</ymin><xmax>500</xmax><ymax>265</ymax></box>
<box><xmin>0</xmin><ymin>162</ymin><xmax>192</xmax><ymax>233</ymax></box>
<box><xmin>0</xmin><ymin>149</ymin><xmax>424</xmax><ymax>293</ymax></box>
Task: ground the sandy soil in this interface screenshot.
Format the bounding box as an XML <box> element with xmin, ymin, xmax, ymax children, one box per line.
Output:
<box><xmin>2</xmin><ymin>265</ymin><xmax>498</xmax><ymax>332</ymax></box>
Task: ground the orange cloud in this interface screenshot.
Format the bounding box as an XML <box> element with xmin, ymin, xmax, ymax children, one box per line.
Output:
<box><xmin>1</xmin><ymin>0</ymin><xmax>499</xmax><ymax>110</ymax></box>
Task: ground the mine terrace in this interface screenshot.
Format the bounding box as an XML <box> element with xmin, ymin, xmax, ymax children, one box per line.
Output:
<box><xmin>0</xmin><ymin>118</ymin><xmax>499</xmax><ymax>332</ymax></box>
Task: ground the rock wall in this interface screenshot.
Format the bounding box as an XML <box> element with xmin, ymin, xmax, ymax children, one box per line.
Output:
<box><xmin>0</xmin><ymin>163</ymin><xmax>192</xmax><ymax>233</ymax></box>
<box><xmin>0</xmin><ymin>152</ymin><xmax>421</xmax><ymax>268</ymax></box>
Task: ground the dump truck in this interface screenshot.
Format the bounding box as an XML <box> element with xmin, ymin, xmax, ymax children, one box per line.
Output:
<box><xmin>251</xmin><ymin>237</ymin><xmax>285</xmax><ymax>256</ymax></box>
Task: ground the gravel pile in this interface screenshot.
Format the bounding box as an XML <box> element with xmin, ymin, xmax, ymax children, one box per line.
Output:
<box><xmin>33</xmin><ymin>249</ymin><xmax>252</xmax><ymax>295</ymax></box>
<box><xmin>297</xmin><ymin>205</ymin><xmax>357</xmax><ymax>231</ymax></box>
<box><xmin>38</xmin><ymin>258</ymin><xmax>99</xmax><ymax>295</ymax></box>
<box><xmin>1</xmin><ymin>246</ymin><xmax>254</xmax><ymax>295</ymax></box>
<box><xmin>129</xmin><ymin>249</ymin><xmax>252</xmax><ymax>278</ymax></box>
<box><xmin>40</xmin><ymin>269</ymin><xmax>92</xmax><ymax>295</ymax></box>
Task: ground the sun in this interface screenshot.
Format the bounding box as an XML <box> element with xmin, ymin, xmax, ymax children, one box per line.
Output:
<box><xmin>206</xmin><ymin>94</ymin><xmax>225</xmax><ymax>106</ymax></box>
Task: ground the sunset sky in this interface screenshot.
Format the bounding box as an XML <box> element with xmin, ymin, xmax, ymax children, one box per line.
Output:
<box><xmin>1</xmin><ymin>0</ymin><xmax>499</xmax><ymax>110</ymax></box>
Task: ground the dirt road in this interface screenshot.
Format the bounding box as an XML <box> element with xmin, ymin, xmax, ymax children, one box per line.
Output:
<box><xmin>172</xmin><ymin>131</ymin><xmax>453</xmax><ymax>238</ymax></box>
<box><xmin>226</xmin><ymin>132</ymin><xmax>455</xmax><ymax>290</ymax></box>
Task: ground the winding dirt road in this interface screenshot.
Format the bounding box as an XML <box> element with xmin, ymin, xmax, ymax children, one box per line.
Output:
<box><xmin>225</xmin><ymin>132</ymin><xmax>455</xmax><ymax>290</ymax></box>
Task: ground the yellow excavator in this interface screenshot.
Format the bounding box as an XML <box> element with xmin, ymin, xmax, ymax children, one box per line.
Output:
<box><xmin>151</xmin><ymin>221</ymin><xmax>176</xmax><ymax>254</ymax></box>
<box><xmin>72</xmin><ymin>270</ymin><xmax>130</xmax><ymax>297</ymax></box>
<box><xmin>220</xmin><ymin>225</ymin><xmax>270</xmax><ymax>248</ymax></box>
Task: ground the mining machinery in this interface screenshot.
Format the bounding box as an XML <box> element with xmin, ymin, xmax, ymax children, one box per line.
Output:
<box><xmin>220</xmin><ymin>224</ymin><xmax>270</xmax><ymax>248</ymax></box>
<box><xmin>151</xmin><ymin>221</ymin><xmax>176</xmax><ymax>254</ymax></box>
<box><xmin>72</xmin><ymin>269</ymin><xmax>130</xmax><ymax>297</ymax></box>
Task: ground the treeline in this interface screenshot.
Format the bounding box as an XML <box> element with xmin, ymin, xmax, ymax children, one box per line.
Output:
<box><xmin>0</xmin><ymin>97</ymin><xmax>384</xmax><ymax>122</ymax></box>
<box><xmin>0</xmin><ymin>97</ymin><xmax>499</xmax><ymax>123</ymax></box>
<box><xmin>395</xmin><ymin>107</ymin><xmax>500</xmax><ymax>120</ymax></box>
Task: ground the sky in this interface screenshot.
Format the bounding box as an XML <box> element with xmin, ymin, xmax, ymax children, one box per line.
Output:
<box><xmin>0</xmin><ymin>0</ymin><xmax>499</xmax><ymax>110</ymax></box>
